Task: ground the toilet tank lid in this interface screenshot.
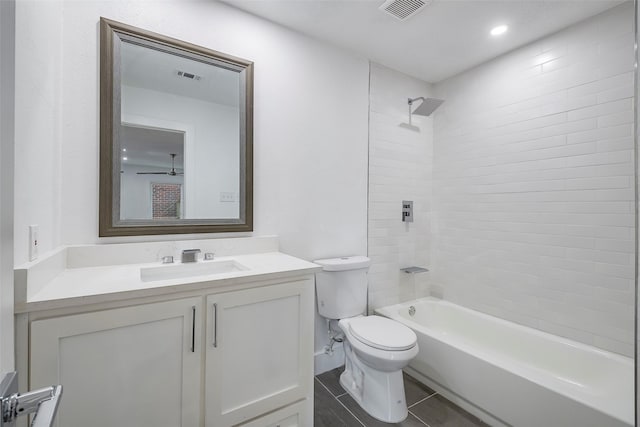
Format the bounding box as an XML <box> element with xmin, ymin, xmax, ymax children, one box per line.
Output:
<box><xmin>314</xmin><ymin>256</ymin><xmax>370</xmax><ymax>271</ymax></box>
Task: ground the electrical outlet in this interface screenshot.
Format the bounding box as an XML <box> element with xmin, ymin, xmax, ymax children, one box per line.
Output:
<box><xmin>29</xmin><ymin>225</ymin><xmax>38</xmax><ymax>261</ymax></box>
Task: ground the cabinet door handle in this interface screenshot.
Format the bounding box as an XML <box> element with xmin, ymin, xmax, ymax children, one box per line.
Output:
<box><xmin>191</xmin><ymin>305</ymin><xmax>196</xmax><ymax>353</ymax></box>
<box><xmin>212</xmin><ymin>303</ymin><xmax>218</xmax><ymax>348</ymax></box>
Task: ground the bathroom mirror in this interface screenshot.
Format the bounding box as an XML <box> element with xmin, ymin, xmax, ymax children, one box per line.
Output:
<box><xmin>99</xmin><ymin>18</ymin><xmax>253</xmax><ymax>236</ymax></box>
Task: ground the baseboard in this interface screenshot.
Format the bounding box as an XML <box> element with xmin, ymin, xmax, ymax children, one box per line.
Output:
<box><xmin>314</xmin><ymin>343</ymin><xmax>345</xmax><ymax>375</ymax></box>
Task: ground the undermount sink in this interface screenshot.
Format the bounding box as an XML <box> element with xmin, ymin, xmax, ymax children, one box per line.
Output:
<box><xmin>140</xmin><ymin>259</ymin><xmax>249</xmax><ymax>282</ymax></box>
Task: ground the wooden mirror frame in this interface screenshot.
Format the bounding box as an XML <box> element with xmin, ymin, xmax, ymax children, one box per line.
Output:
<box><xmin>99</xmin><ymin>18</ymin><xmax>253</xmax><ymax>237</ymax></box>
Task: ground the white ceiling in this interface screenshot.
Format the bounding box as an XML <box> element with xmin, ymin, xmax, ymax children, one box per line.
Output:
<box><xmin>222</xmin><ymin>0</ymin><xmax>627</xmax><ymax>82</ymax></box>
<box><xmin>121</xmin><ymin>124</ymin><xmax>184</xmax><ymax>169</ymax></box>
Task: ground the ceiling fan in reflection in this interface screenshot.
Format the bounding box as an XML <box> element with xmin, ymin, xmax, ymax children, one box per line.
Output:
<box><xmin>136</xmin><ymin>153</ymin><xmax>184</xmax><ymax>176</ymax></box>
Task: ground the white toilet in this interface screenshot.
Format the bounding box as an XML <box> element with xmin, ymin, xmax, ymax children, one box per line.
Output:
<box><xmin>314</xmin><ymin>256</ymin><xmax>418</xmax><ymax>423</ymax></box>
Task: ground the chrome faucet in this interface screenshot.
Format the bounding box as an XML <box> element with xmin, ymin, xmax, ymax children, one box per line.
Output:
<box><xmin>181</xmin><ymin>249</ymin><xmax>201</xmax><ymax>263</ymax></box>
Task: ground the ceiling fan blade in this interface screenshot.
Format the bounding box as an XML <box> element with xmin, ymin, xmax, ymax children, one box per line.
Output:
<box><xmin>135</xmin><ymin>155</ymin><xmax>183</xmax><ymax>176</ymax></box>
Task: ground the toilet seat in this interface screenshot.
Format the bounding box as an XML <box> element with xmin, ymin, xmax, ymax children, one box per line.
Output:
<box><xmin>348</xmin><ymin>316</ymin><xmax>417</xmax><ymax>351</ymax></box>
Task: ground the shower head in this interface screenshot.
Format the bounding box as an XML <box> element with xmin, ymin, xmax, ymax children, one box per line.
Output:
<box><xmin>409</xmin><ymin>97</ymin><xmax>444</xmax><ymax>116</ymax></box>
<box><xmin>399</xmin><ymin>96</ymin><xmax>444</xmax><ymax>131</ymax></box>
<box><xmin>398</xmin><ymin>122</ymin><xmax>421</xmax><ymax>132</ymax></box>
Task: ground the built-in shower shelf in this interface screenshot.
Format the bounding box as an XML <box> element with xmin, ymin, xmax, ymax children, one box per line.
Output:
<box><xmin>400</xmin><ymin>266</ymin><xmax>429</xmax><ymax>274</ymax></box>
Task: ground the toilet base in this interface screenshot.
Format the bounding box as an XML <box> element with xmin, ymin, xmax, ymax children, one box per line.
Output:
<box><xmin>340</xmin><ymin>341</ymin><xmax>409</xmax><ymax>423</ymax></box>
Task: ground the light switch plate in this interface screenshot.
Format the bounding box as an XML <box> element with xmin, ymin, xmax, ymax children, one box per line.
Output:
<box><xmin>220</xmin><ymin>192</ymin><xmax>236</xmax><ymax>202</ymax></box>
<box><xmin>29</xmin><ymin>224</ymin><xmax>38</xmax><ymax>261</ymax></box>
<box><xmin>402</xmin><ymin>200</ymin><xmax>413</xmax><ymax>222</ymax></box>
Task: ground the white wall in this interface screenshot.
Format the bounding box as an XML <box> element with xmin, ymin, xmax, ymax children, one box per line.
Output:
<box><xmin>14</xmin><ymin>0</ymin><xmax>369</xmax><ymax>363</ymax></box>
<box><xmin>367</xmin><ymin>63</ymin><xmax>434</xmax><ymax>311</ymax></box>
<box><xmin>122</xmin><ymin>85</ymin><xmax>239</xmax><ymax>219</ymax></box>
<box><xmin>0</xmin><ymin>0</ymin><xmax>15</xmax><ymax>374</ymax></box>
<box><xmin>433</xmin><ymin>2</ymin><xmax>635</xmax><ymax>356</ymax></box>
<box><xmin>14</xmin><ymin>0</ymin><xmax>369</xmax><ymax>260</ymax></box>
<box><xmin>14</xmin><ymin>0</ymin><xmax>63</xmax><ymax>269</ymax></box>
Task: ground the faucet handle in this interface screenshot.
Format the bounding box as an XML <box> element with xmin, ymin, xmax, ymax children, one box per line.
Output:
<box><xmin>204</xmin><ymin>252</ymin><xmax>215</xmax><ymax>261</ymax></box>
<box><xmin>161</xmin><ymin>256</ymin><xmax>174</xmax><ymax>264</ymax></box>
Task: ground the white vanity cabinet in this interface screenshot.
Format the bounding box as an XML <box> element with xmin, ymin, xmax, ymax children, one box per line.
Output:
<box><xmin>204</xmin><ymin>280</ymin><xmax>314</xmax><ymax>426</ymax></box>
<box><xmin>237</xmin><ymin>400</ymin><xmax>307</xmax><ymax>427</ymax></box>
<box><xmin>22</xmin><ymin>276</ymin><xmax>315</xmax><ymax>427</ymax></box>
<box><xmin>29</xmin><ymin>297</ymin><xmax>203</xmax><ymax>427</ymax></box>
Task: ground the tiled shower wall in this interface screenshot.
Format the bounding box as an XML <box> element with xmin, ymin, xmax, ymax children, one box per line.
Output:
<box><xmin>367</xmin><ymin>63</ymin><xmax>434</xmax><ymax>311</ymax></box>
<box><xmin>433</xmin><ymin>2</ymin><xmax>635</xmax><ymax>356</ymax></box>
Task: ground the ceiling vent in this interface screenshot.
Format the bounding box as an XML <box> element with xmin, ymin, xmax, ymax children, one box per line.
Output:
<box><xmin>176</xmin><ymin>70</ymin><xmax>201</xmax><ymax>81</ymax></box>
<box><xmin>379</xmin><ymin>0</ymin><xmax>428</xmax><ymax>21</ymax></box>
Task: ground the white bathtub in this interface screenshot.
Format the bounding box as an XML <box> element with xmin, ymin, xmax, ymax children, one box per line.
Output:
<box><xmin>375</xmin><ymin>297</ymin><xmax>634</xmax><ymax>427</ymax></box>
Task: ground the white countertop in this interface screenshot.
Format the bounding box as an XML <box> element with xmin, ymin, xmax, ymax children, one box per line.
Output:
<box><xmin>16</xmin><ymin>251</ymin><xmax>320</xmax><ymax>313</ymax></box>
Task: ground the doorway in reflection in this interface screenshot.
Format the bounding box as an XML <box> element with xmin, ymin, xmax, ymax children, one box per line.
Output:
<box><xmin>120</xmin><ymin>124</ymin><xmax>185</xmax><ymax>220</ymax></box>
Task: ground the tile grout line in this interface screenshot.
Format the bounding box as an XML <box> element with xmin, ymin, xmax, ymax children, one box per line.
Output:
<box><xmin>334</xmin><ymin>395</ymin><xmax>368</xmax><ymax>427</ymax></box>
<box><xmin>408</xmin><ymin>391</ymin><xmax>438</xmax><ymax>409</ymax></box>
<box><xmin>318</xmin><ymin>371</ymin><xmax>485</xmax><ymax>427</ymax></box>
<box><xmin>315</xmin><ymin>377</ymin><xmax>366</xmax><ymax>427</ymax></box>
<box><xmin>314</xmin><ymin>374</ymin><xmax>329</xmax><ymax>390</ymax></box>
<box><xmin>315</xmin><ymin>373</ymin><xmax>342</xmax><ymax>396</ymax></box>
<box><xmin>408</xmin><ymin>409</ymin><xmax>432</xmax><ymax>427</ymax></box>
<box><xmin>314</xmin><ymin>373</ymin><xmax>347</xmax><ymax>399</ymax></box>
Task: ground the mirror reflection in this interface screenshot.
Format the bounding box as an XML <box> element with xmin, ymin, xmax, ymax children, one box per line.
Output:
<box><xmin>119</xmin><ymin>40</ymin><xmax>240</xmax><ymax>220</ymax></box>
<box><xmin>99</xmin><ymin>18</ymin><xmax>253</xmax><ymax>236</ymax></box>
<box><xmin>120</xmin><ymin>124</ymin><xmax>185</xmax><ymax>220</ymax></box>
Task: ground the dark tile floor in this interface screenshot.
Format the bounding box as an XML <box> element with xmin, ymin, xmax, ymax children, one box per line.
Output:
<box><xmin>314</xmin><ymin>367</ymin><xmax>489</xmax><ymax>427</ymax></box>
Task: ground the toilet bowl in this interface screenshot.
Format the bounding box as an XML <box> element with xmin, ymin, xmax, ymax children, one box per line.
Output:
<box><xmin>314</xmin><ymin>256</ymin><xmax>419</xmax><ymax>423</ymax></box>
<box><xmin>338</xmin><ymin>315</ymin><xmax>418</xmax><ymax>423</ymax></box>
<box><xmin>340</xmin><ymin>315</ymin><xmax>418</xmax><ymax>371</ymax></box>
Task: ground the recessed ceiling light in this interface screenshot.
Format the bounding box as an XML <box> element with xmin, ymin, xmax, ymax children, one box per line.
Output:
<box><xmin>122</xmin><ymin>157</ymin><xmax>128</xmax><ymax>161</ymax></box>
<box><xmin>122</xmin><ymin>148</ymin><xmax>127</xmax><ymax>152</ymax></box>
<box><xmin>490</xmin><ymin>25</ymin><xmax>508</xmax><ymax>36</ymax></box>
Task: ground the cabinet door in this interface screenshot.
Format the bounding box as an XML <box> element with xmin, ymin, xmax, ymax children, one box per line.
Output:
<box><xmin>205</xmin><ymin>280</ymin><xmax>314</xmax><ymax>427</ymax></box>
<box><xmin>238</xmin><ymin>400</ymin><xmax>308</xmax><ymax>427</ymax></box>
<box><xmin>30</xmin><ymin>298</ymin><xmax>203</xmax><ymax>427</ymax></box>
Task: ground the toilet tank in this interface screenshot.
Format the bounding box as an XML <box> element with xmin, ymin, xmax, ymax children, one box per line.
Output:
<box><xmin>314</xmin><ymin>256</ymin><xmax>370</xmax><ymax>319</ymax></box>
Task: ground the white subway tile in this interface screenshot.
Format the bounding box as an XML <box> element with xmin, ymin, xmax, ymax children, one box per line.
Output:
<box><xmin>596</xmin><ymin>110</ymin><xmax>634</xmax><ymax>128</ymax></box>
<box><xmin>567</xmin><ymin>98</ymin><xmax>631</xmax><ymax>121</ymax></box>
<box><xmin>567</xmin><ymin>123</ymin><xmax>632</xmax><ymax>144</ymax></box>
<box><xmin>593</xmin><ymin>262</ymin><xmax>635</xmax><ymax>279</ymax></box>
<box><xmin>594</xmin><ymin>238</ymin><xmax>635</xmax><ymax>253</ymax></box>
<box><xmin>596</xmin><ymin>54</ymin><xmax>635</xmax><ymax>79</ymax></box>
<box><xmin>566</xmin><ymin>149</ymin><xmax>632</xmax><ymax>167</ymax></box>
<box><xmin>597</xmin><ymin>86</ymin><xmax>633</xmax><ymax>104</ymax></box>
<box><xmin>567</xmin><ymin>71</ymin><xmax>632</xmax><ymax>99</ymax></box>
<box><xmin>430</xmin><ymin>3</ymin><xmax>634</xmax><ymax>356</ymax></box>
<box><xmin>596</xmin><ymin>136</ymin><xmax>634</xmax><ymax>152</ymax></box>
